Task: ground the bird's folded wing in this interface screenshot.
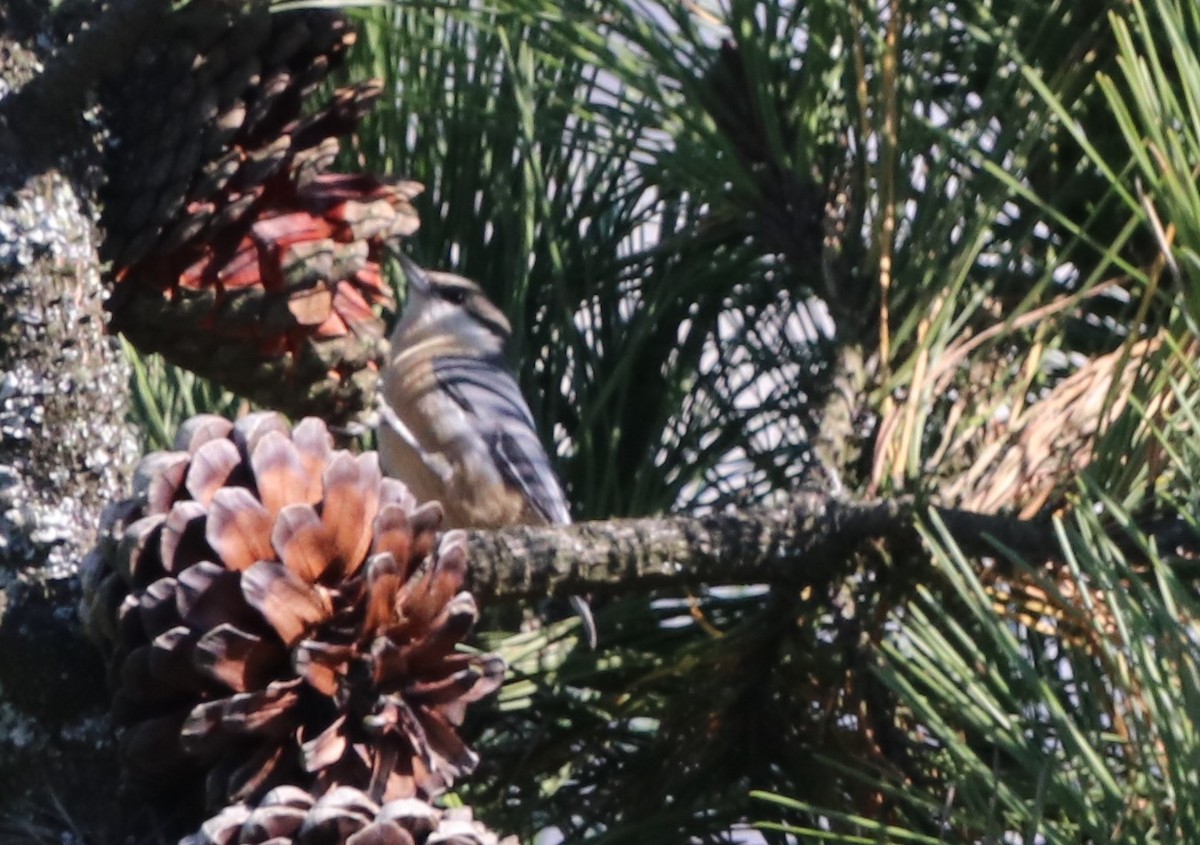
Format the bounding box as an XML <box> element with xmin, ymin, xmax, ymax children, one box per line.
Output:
<box><xmin>433</xmin><ymin>354</ymin><xmax>572</xmax><ymax>525</ymax></box>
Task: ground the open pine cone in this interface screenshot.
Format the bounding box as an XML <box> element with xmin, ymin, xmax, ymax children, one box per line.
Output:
<box><xmin>101</xmin><ymin>6</ymin><xmax>420</xmax><ymax>423</ymax></box>
<box><xmin>81</xmin><ymin>413</ymin><xmax>503</xmax><ymax>808</ymax></box>
<box><xmin>184</xmin><ymin>785</ymin><xmax>514</xmax><ymax>845</ymax></box>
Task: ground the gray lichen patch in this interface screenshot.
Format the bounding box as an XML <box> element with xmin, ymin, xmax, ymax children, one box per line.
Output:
<box><xmin>0</xmin><ymin>168</ymin><xmax>138</xmax><ymax>584</ymax></box>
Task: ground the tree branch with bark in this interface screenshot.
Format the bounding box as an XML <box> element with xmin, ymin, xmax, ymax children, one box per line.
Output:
<box><xmin>466</xmin><ymin>494</ymin><xmax>1189</xmax><ymax>602</ymax></box>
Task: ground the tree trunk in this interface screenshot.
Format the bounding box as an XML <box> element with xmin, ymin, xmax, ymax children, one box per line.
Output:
<box><xmin>0</xmin><ymin>3</ymin><xmax>142</xmax><ymax>835</ymax></box>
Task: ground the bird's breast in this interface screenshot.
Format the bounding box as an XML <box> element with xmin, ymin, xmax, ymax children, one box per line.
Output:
<box><xmin>379</xmin><ymin>341</ymin><xmax>530</xmax><ymax>528</ymax></box>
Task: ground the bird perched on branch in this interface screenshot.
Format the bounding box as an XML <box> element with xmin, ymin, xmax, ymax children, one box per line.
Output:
<box><xmin>378</xmin><ymin>254</ymin><xmax>596</xmax><ymax>647</ymax></box>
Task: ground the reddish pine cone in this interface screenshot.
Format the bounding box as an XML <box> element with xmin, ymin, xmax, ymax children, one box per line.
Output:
<box><xmin>183</xmin><ymin>785</ymin><xmax>515</xmax><ymax>845</ymax></box>
<box><xmin>100</xmin><ymin>6</ymin><xmax>420</xmax><ymax>423</ymax></box>
<box><xmin>81</xmin><ymin>413</ymin><xmax>504</xmax><ymax>808</ymax></box>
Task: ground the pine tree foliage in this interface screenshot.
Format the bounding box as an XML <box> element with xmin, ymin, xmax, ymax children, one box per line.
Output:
<box><xmin>112</xmin><ymin>0</ymin><xmax>1200</xmax><ymax>841</ymax></box>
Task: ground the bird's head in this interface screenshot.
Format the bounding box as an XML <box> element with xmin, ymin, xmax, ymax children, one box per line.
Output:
<box><xmin>392</xmin><ymin>253</ymin><xmax>512</xmax><ymax>355</ymax></box>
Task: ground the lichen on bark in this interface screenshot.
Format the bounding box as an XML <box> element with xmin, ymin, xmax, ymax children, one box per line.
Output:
<box><xmin>0</xmin><ymin>4</ymin><xmax>142</xmax><ymax>833</ymax></box>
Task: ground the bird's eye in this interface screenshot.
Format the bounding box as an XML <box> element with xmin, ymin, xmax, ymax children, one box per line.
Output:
<box><xmin>443</xmin><ymin>288</ymin><xmax>469</xmax><ymax>306</ymax></box>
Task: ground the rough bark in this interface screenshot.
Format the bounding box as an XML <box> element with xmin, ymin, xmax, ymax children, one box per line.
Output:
<box><xmin>0</xmin><ymin>2</ymin><xmax>142</xmax><ymax>837</ymax></box>
<box><xmin>465</xmin><ymin>495</ymin><xmax>1188</xmax><ymax>632</ymax></box>
<box><xmin>464</xmin><ymin>493</ymin><xmax>1078</xmax><ymax>602</ymax></box>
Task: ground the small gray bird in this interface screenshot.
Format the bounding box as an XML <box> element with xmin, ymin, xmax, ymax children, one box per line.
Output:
<box><xmin>378</xmin><ymin>253</ymin><xmax>596</xmax><ymax>647</ymax></box>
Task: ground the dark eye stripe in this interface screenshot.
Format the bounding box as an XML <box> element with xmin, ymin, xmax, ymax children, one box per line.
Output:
<box><xmin>434</xmin><ymin>284</ymin><xmax>470</xmax><ymax>305</ymax></box>
<box><xmin>430</xmin><ymin>280</ymin><xmax>512</xmax><ymax>339</ymax></box>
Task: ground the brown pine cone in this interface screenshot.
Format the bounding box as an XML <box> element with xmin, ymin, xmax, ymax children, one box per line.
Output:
<box><xmin>81</xmin><ymin>413</ymin><xmax>504</xmax><ymax>808</ymax></box>
<box><xmin>100</xmin><ymin>6</ymin><xmax>419</xmax><ymax>424</ymax></box>
<box><xmin>182</xmin><ymin>785</ymin><xmax>516</xmax><ymax>845</ymax></box>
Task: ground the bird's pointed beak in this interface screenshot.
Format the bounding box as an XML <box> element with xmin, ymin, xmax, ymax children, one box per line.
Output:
<box><xmin>395</xmin><ymin>250</ymin><xmax>431</xmax><ymax>295</ymax></box>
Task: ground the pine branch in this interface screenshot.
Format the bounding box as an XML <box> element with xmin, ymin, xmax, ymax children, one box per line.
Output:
<box><xmin>464</xmin><ymin>493</ymin><xmax>1080</xmax><ymax>601</ymax></box>
<box><xmin>467</xmin><ymin>494</ymin><xmax>1200</xmax><ymax>601</ymax></box>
